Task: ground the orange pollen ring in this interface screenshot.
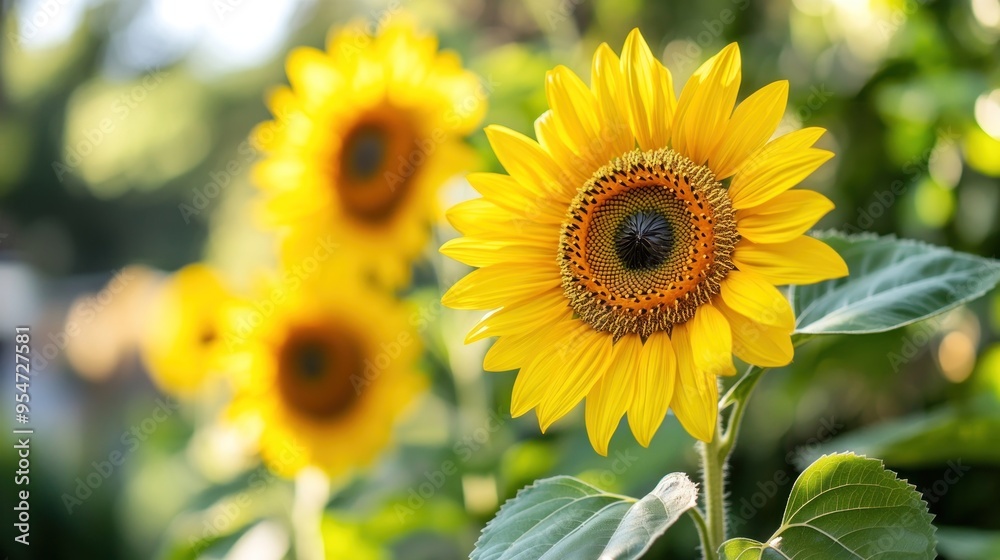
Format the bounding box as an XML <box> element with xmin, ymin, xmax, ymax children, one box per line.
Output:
<box><xmin>558</xmin><ymin>148</ymin><xmax>739</xmax><ymax>339</ymax></box>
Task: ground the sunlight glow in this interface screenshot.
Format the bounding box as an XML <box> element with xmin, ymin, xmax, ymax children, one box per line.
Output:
<box><xmin>975</xmin><ymin>89</ymin><xmax>1000</xmax><ymax>139</ymax></box>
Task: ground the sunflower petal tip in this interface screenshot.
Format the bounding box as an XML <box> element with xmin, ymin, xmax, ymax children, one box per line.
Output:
<box><xmin>510</xmin><ymin>402</ymin><xmax>530</xmax><ymax>418</ymax></box>
<box><xmin>440</xmin><ymin>288</ymin><xmax>459</xmax><ymax>308</ymax></box>
<box><xmin>482</xmin><ymin>124</ymin><xmax>509</xmax><ymax>138</ymax></box>
<box><xmin>588</xmin><ymin>434</ymin><xmax>610</xmax><ymax>456</ymax></box>
<box><xmin>538</xmin><ymin>417</ymin><xmax>551</xmax><ymax>434</ymax></box>
<box><xmin>463</xmin><ymin>329</ymin><xmax>487</xmax><ymax>345</ymax></box>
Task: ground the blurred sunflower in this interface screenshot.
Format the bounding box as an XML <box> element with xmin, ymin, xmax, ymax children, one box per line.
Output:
<box><xmin>141</xmin><ymin>264</ymin><xmax>234</xmax><ymax>395</ymax></box>
<box><xmin>442</xmin><ymin>30</ymin><xmax>847</xmax><ymax>455</ymax></box>
<box><xmin>252</xmin><ymin>16</ymin><xmax>486</xmax><ymax>288</ymax></box>
<box><xmin>227</xmin><ymin>270</ymin><xmax>425</xmax><ymax>478</ymax></box>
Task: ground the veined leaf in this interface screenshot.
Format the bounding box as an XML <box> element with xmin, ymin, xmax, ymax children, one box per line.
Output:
<box><xmin>719</xmin><ymin>453</ymin><xmax>936</xmax><ymax>560</ymax></box>
<box><xmin>472</xmin><ymin>473</ymin><xmax>697</xmax><ymax>560</ymax></box>
<box><xmin>792</xmin><ymin>233</ymin><xmax>1000</xmax><ymax>335</ymax></box>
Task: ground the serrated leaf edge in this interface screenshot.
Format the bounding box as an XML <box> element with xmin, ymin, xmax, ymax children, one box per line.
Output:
<box><xmin>720</xmin><ymin>452</ymin><xmax>938</xmax><ymax>560</ymax></box>
<box><xmin>471</xmin><ymin>475</ymin><xmax>636</xmax><ymax>558</ymax></box>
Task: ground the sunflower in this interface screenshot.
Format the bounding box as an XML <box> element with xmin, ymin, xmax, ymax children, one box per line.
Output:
<box><xmin>442</xmin><ymin>30</ymin><xmax>848</xmax><ymax>455</ymax></box>
<box><xmin>141</xmin><ymin>264</ymin><xmax>234</xmax><ymax>396</ymax></box>
<box><xmin>252</xmin><ymin>16</ymin><xmax>486</xmax><ymax>288</ymax></box>
<box><xmin>226</xmin><ymin>269</ymin><xmax>425</xmax><ymax>478</ymax></box>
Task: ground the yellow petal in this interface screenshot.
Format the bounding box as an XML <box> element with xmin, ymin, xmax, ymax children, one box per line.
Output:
<box><xmin>442</xmin><ymin>264</ymin><xmax>559</xmax><ymax>309</ymax></box>
<box><xmin>671</xmin><ymin>43</ymin><xmax>741</xmax><ymax>165</ymax></box>
<box><xmin>445</xmin><ymin>196</ymin><xmax>559</xmax><ymax>245</ymax></box>
<box><xmin>733</xmin><ymin>236</ymin><xmax>849</xmax><ymax>285</ymax></box>
<box><xmin>585</xmin><ymin>334</ymin><xmax>641</xmax><ymax>456</ymax></box>
<box><xmin>285</xmin><ymin>47</ymin><xmax>341</xmax><ymax>107</ymax></box>
<box><xmin>467</xmin><ymin>172</ymin><xmax>564</xmax><ymax>223</ymax></box>
<box><xmin>464</xmin><ymin>289</ymin><xmax>568</xmax><ymax>343</ymax></box>
<box><xmin>621</xmin><ymin>29</ymin><xmax>675</xmax><ymax>151</ymax></box>
<box><xmin>484</xmin><ymin>333</ymin><xmax>542</xmax><ymax>372</ymax></box>
<box><xmin>736</xmin><ymin>190</ymin><xmax>834</xmax><ymax>243</ymax></box>
<box><xmin>709</xmin><ymin>80</ymin><xmax>788</xmax><ymax>179</ymax></box>
<box><xmin>590</xmin><ymin>43</ymin><xmax>635</xmax><ymax>158</ymax></box>
<box><xmin>669</xmin><ymin>323</ymin><xmax>718</xmax><ymax>442</ymax></box>
<box><xmin>626</xmin><ymin>331</ymin><xmax>676</xmax><ymax>447</ymax></box>
<box><xmin>440</xmin><ymin>236</ymin><xmax>553</xmax><ymax>268</ymax></box>
<box><xmin>715</xmin><ymin>298</ymin><xmax>793</xmax><ymax>367</ymax></box>
<box><xmin>484</xmin><ymin>310</ymin><xmax>571</xmax><ymax>372</ymax></box>
<box><xmin>729</xmin><ymin>127</ymin><xmax>826</xmax><ymax>183</ymax></box>
<box><xmin>534</xmin><ymin>110</ymin><xmax>588</xmax><ymax>192</ymax></box>
<box><xmin>484</xmin><ymin>125</ymin><xmax>572</xmax><ymax>198</ymax></box>
<box><xmin>728</xmin><ymin>147</ymin><xmax>834</xmax><ymax>210</ymax></box>
<box><xmin>535</xmin><ymin>328</ymin><xmax>613</xmax><ymax>432</ymax></box>
<box><xmin>719</xmin><ymin>270</ymin><xmax>795</xmax><ymax>330</ymax></box>
<box><xmin>545</xmin><ymin>66</ymin><xmax>601</xmax><ymax>154</ymax></box>
<box><xmin>690</xmin><ymin>303</ymin><xmax>737</xmax><ymax>377</ymax></box>
<box><xmin>445</xmin><ymin>198</ymin><xmax>509</xmax><ymax>235</ymax></box>
<box><xmin>510</xmin><ymin>321</ymin><xmax>584</xmax><ymax>415</ymax></box>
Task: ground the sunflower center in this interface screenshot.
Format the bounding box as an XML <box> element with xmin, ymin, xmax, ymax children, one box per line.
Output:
<box><xmin>277</xmin><ymin>325</ymin><xmax>364</xmax><ymax>420</ymax></box>
<box><xmin>615</xmin><ymin>211</ymin><xmax>674</xmax><ymax>270</ymax></box>
<box><xmin>198</xmin><ymin>326</ymin><xmax>217</xmax><ymax>346</ymax></box>
<box><xmin>335</xmin><ymin>108</ymin><xmax>420</xmax><ymax>225</ymax></box>
<box><xmin>343</xmin><ymin>124</ymin><xmax>387</xmax><ymax>180</ymax></box>
<box><xmin>558</xmin><ymin>148</ymin><xmax>739</xmax><ymax>339</ymax></box>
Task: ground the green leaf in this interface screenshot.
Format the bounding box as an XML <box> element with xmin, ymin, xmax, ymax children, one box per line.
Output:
<box><xmin>719</xmin><ymin>453</ymin><xmax>936</xmax><ymax>560</ymax></box>
<box><xmin>472</xmin><ymin>473</ymin><xmax>697</xmax><ymax>560</ymax></box>
<box><xmin>721</xmin><ymin>365</ymin><xmax>766</xmax><ymax>409</ymax></box>
<box><xmin>936</xmin><ymin>526</ymin><xmax>1000</xmax><ymax>560</ymax></box>
<box><xmin>791</xmin><ymin>232</ymin><xmax>1000</xmax><ymax>334</ymax></box>
<box><xmin>792</xmin><ymin>396</ymin><xmax>1000</xmax><ymax>468</ymax></box>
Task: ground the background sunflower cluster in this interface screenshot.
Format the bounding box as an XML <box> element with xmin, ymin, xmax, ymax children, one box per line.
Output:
<box><xmin>2</xmin><ymin>0</ymin><xmax>999</xmax><ymax>559</ymax></box>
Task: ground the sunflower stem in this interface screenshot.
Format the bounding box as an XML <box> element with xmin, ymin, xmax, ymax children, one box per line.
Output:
<box><xmin>688</xmin><ymin>507</ymin><xmax>712</xmax><ymax>557</ymax></box>
<box><xmin>700</xmin><ymin>365</ymin><xmax>770</xmax><ymax>559</ymax></box>
<box><xmin>699</xmin><ymin>420</ymin><xmax>726</xmax><ymax>560</ymax></box>
<box><xmin>292</xmin><ymin>468</ymin><xmax>329</xmax><ymax>560</ymax></box>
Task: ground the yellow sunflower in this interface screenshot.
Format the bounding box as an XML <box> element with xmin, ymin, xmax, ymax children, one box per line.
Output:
<box><xmin>252</xmin><ymin>16</ymin><xmax>486</xmax><ymax>288</ymax></box>
<box><xmin>442</xmin><ymin>30</ymin><xmax>848</xmax><ymax>455</ymax></box>
<box><xmin>226</xmin><ymin>269</ymin><xmax>425</xmax><ymax>478</ymax></box>
<box><xmin>141</xmin><ymin>264</ymin><xmax>234</xmax><ymax>396</ymax></box>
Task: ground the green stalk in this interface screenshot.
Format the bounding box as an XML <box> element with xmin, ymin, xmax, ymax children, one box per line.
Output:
<box><xmin>698</xmin><ymin>365</ymin><xmax>770</xmax><ymax>559</ymax></box>
<box><xmin>699</xmin><ymin>419</ymin><xmax>726</xmax><ymax>560</ymax></box>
